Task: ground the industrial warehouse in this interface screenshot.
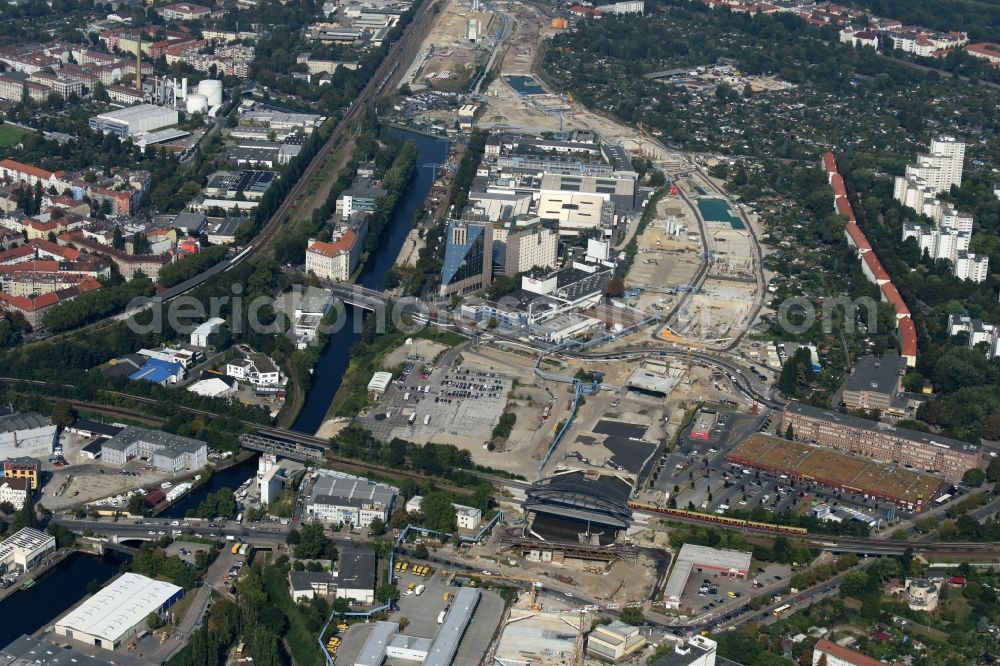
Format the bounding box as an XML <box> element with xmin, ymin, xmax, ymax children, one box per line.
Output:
<box><xmin>54</xmin><ymin>573</ymin><xmax>183</xmax><ymax>650</ymax></box>
<box><xmin>725</xmin><ymin>434</ymin><xmax>944</xmax><ymax>510</ymax></box>
<box><xmin>663</xmin><ymin>544</ymin><xmax>751</xmax><ymax>610</ymax></box>
<box><xmin>355</xmin><ymin>587</ymin><xmax>481</xmax><ymax>666</ymax></box>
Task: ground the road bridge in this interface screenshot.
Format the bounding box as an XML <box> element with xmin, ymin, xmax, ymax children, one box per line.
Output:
<box><xmin>328</xmin><ymin>283</ymin><xmax>389</xmax><ymax>311</ymax></box>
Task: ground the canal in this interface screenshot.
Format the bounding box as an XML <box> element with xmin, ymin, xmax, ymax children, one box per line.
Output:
<box><xmin>292</xmin><ymin>128</ymin><xmax>449</xmax><ymax>435</ymax></box>
<box><xmin>158</xmin><ymin>453</ymin><xmax>259</xmax><ymax>519</ymax></box>
<box><xmin>0</xmin><ymin>551</ymin><xmax>124</xmax><ymax>647</ymax></box>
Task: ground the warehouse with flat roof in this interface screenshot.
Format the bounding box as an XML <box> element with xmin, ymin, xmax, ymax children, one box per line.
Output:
<box><xmin>663</xmin><ymin>544</ymin><xmax>751</xmax><ymax>609</ymax></box>
<box><xmin>54</xmin><ymin>573</ymin><xmax>183</xmax><ymax>650</ymax></box>
<box><xmin>89</xmin><ymin>104</ymin><xmax>179</xmax><ymax>138</ymax></box>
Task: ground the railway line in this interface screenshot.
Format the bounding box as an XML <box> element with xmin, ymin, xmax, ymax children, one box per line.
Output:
<box><xmin>23</xmin><ymin>0</ymin><xmax>434</xmax><ymax>347</ymax></box>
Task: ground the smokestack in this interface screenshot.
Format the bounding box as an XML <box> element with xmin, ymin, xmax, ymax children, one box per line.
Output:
<box><xmin>182</xmin><ymin>78</ymin><xmax>188</xmax><ymax>100</ymax></box>
<box><xmin>135</xmin><ymin>34</ymin><xmax>142</xmax><ymax>90</ymax></box>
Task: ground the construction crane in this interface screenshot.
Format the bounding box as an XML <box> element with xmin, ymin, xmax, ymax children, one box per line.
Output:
<box><xmin>478</xmin><ymin>573</ymin><xmax>544</xmax><ymax>610</ymax></box>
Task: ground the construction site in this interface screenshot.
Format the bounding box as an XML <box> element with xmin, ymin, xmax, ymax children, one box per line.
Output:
<box><xmin>400</xmin><ymin>0</ymin><xmax>496</xmax><ymax>92</ymax></box>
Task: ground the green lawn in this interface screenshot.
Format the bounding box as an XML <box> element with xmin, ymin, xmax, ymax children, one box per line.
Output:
<box><xmin>0</xmin><ymin>124</ymin><xmax>30</xmax><ymax>148</ymax></box>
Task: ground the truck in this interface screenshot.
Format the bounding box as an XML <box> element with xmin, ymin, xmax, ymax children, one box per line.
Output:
<box><xmin>403</xmin><ymin>392</ymin><xmax>410</xmax><ymax>401</ymax></box>
<box><xmin>226</xmin><ymin>535</ymin><xmax>236</xmax><ymax>542</ymax></box>
<box><xmin>231</xmin><ymin>543</ymin><xmax>240</xmax><ymax>554</ymax></box>
<box><xmin>236</xmin><ymin>513</ymin><xmax>243</xmax><ymax>523</ymax></box>
<box><xmin>437</xmin><ymin>611</ymin><xmax>446</xmax><ymax>624</ymax></box>
<box><xmin>423</xmin><ymin>414</ymin><xmax>431</xmax><ymax>425</ymax></box>
<box><xmin>408</xmin><ymin>413</ymin><xmax>416</xmax><ymax>425</ymax></box>
<box><xmin>415</xmin><ymin>584</ymin><xmax>425</xmax><ymax>596</ymax></box>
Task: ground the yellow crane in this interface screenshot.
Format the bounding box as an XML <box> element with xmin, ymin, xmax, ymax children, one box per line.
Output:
<box><xmin>573</xmin><ymin>611</ymin><xmax>586</xmax><ymax>666</ymax></box>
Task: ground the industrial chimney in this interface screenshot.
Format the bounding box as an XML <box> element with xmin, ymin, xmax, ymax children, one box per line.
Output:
<box><xmin>135</xmin><ymin>34</ymin><xmax>142</xmax><ymax>90</ymax></box>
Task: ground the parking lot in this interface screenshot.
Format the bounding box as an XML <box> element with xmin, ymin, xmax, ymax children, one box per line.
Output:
<box><xmin>651</xmin><ymin>409</ymin><xmax>927</xmax><ymax>524</ymax></box>
<box><xmin>360</xmin><ymin>360</ymin><xmax>510</xmax><ymax>446</ymax></box>
<box><xmin>679</xmin><ymin>561</ymin><xmax>792</xmax><ymax>621</ymax></box>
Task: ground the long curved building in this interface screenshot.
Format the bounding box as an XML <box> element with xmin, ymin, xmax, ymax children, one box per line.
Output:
<box><xmin>524</xmin><ymin>469</ymin><xmax>634</xmax><ymax>534</ymax></box>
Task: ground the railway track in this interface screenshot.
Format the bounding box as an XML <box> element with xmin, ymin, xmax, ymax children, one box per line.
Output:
<box><xmin>21</xmin><ymin>1</ymin><xmax>433</xmax><ymax>347</ymax></box>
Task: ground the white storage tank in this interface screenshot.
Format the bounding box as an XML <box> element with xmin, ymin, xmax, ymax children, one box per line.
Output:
<box><xmin>186</xmin><ymin>93</ymin><xmax>209</xmax><ymax>114</ymax></box>
<box><xmin>198</xmin><ymin>79</ymin><xmax>223</xmax><ymax>107</ymax></box>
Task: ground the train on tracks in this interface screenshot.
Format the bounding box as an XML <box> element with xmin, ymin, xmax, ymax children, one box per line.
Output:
<box><xmin>629</xmin><ymin>502</ymin><xmax>809</xmax><ymax>536</ymax></box>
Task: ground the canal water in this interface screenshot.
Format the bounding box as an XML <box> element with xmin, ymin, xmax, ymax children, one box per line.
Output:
<box><xmin>0</xmin><ymin>551</ymin><xmax>123</xmax><ymax>647</ymax></box>
<box><xmin>158</xmin><ymin>453</ymin><xmax>259</xmax><ymax>519</ymax></box>
<box><xmin>292</xmin><ymin>128</ymin><xmax>449</xmax><ymax>435</ymax></box>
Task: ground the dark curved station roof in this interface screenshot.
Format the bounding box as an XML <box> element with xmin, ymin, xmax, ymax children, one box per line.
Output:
<box><xmin>525</xmin><ymin>470</ymin><xmax>633</xmax><ymax>529</ymax></box>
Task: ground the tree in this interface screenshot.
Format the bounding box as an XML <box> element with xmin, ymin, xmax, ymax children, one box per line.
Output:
<box><xmin>376</xmin><ymin>583</ymin><xmax>400</xmax><ymax>604</ymax></box>
<box><xmin>777</xmin><ymin>348</ymin><xmax>814</xmax><ymax>397</ymax></box>
<box><xmin>785</xmin><ymin>424</ymin><xmax>794</xmax><ymax>440</ymax></box>
<box><xmin>413</xmin><ymin>543</ymin><xmax>429</xmax><ymax>559</ymax></box>
<box><xmin>620</xmin><ymin>607</ymin><xmax>644</xmax><ymax>625</ymax></box>
<box><xmin>369</xmin><ymin>517</ymin><xmax>386</xmax><ymax>536</ymax></box>
<box><xmin>963</xmin><ymin>468</ymin><xmax>985</xmax><ymax>487</ymax></box>
<box><xmin>286</xmin><ymin>528</ymin><xmax>301</xmax><ymax>545</ymax></box>
<box><xmin>128</xmin><ymin>493</ymin><xmax>147</xmax><ymax>516</ymax></box>
<box><xmin>421</xmin><ymin>492</ymin><xmax>457</xmax><ymax>533</ymax></box>
<box><xmin>839</xmin><ymin>570</ymin><xmax>870</xmax><ymax>598</ymax></box>
<box><xmin>49</xmin><ymin>400</ymin><xmax>76</xmax><ymax>427</ymax></box>
<box><xmin>146</xmin><ymin>612</ymin><xmax>163</xmax><ymax>630</ymax></box>
<box><xmin>8</xmin><ymin>494</ymin><xmax>37</xmax><ymax>532</ymax></box>
<box><xmin>112</xmin><ymin>225</ymin><xmax>125</xmax><ymax>250</ymax></box>
<box><xmin>986</xmin><ymin>458</ymin><xmax>1000</xmax><ymax>484</ymax></box>
<box><xmin>295</xmin><ymin>522</ymin><xmax>335</xmax><ymax>560</ymax></box>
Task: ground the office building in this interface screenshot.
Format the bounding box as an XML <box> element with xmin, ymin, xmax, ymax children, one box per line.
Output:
<box><xmin>781</xmin><ymin>401</ymin><xmax>982</xmax><ymax>482</ymax></box>
<box><xmin>226</xmin><ymin>351</ymin><xmax>282</xmax><ymax>387</ymax></box>
<box><xmin>89</xmin><ymin>104</ymin><xmax>179</xmax><ymax>138</ymax></box>
<box><xmin>54</xmin><ymin>573</ymin><xmax>183</xmax><ymax>650</ymax></box>
<box><xmin>3</xmin><ymin>456</ymin><xmax>40</xmax><ymax>490</ymax></box>
<box><xmin>288</xmin><ymin>571</ymin><xmax>335</xmax><ymax>602</ymax></box>
<box><xmin>100</xmin><ymin>426</ymin><xmax>207</xmax><ymax>473</ymax></box>
<box><xmin>333</xmin><ymin>546</ymin><xmax>377</xmax><ymax>603</ymax></box>
<box><xmin>587</xmin><ymin>620</ymin><xmax>647</xmax><ymax>662</ymax></box>
<box><xmin>841</xmin><ymin>355</ymin><xmax>906</xmax><ymax>412</ymax></box>
<box><xmin>305</xmin><ymin>469</ymin><xmax>398</xmax><ymax>527</ymax></box>
<box><xmin>649</xmin><ymin>636</ymin><xmax>717</xmax><ymax>666</ymax></box>
<box><xmin>0</xmin><ymin>527</ymin><xmax>56</xmax><ymax>572</ymax></box>
<box><xmin>453</xmin><ymin>504</ymin><xmax>482</xmax><ymax>530</ymax></box>
<box><xmin>663</xmin><ymin>544</ymin><xmax>750</xmax><ymax>609</ymax></box>
<box><xmin>536</xmin><ymin>192</ymin><xmax>611</xmax><ymax>235</ymax></box>
<box><xmin>336</xmin><ymin>183</ymin><xmax>385</xmax><ymax>219</ymax></box>
<box><xmin>500</xmin><ymin>223</ymin><xmax>559</xmax><ymax>277</ymax></box>
<box><xmin>439</xmin><ymin>219</ymin><xmax>493</xmax><ymax>297</ymax></box>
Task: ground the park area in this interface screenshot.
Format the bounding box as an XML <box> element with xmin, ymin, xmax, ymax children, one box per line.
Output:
<box><xmin>0</xmin><ymin>124</ymin><xmax>30</xmax><ymax>148</ymax></box>
<box><xmin>725</xmin><ymin>434</ymin><xmax>943</xmax><ymax>506</ymax></box>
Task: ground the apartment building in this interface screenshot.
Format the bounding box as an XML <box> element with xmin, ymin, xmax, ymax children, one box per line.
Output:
<box><xmin>158</xmin><ymin>3</ymin><xmax>212</xmax><ymax>20</ymax></box>
<box><xmin>947</xmin><ymin>313</ymin><xmax>1000</xmax><ymax>358</ymax></box>
<box><xmin>841</xmin><ymin>355</ymin><xmax>906</xmax><ymax>412</ymax></box>
<box><xmin>498</xmin><ymin>223</ymin><xmax>559</xmax><ymax>277</ymax></box>
<box><xmin>781</xmin><ymin>401</ymin><xmax>982</xmax><ymax>482</ymax></box>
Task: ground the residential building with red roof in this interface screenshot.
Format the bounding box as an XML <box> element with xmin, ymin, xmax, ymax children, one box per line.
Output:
<box><xmin>0</xmin><ymin>276</ymin><xmax>101</xmax><ymax>328</ymax></box>
<box><xmin>0</xmin><ymin>159</ymin><xmax>70</xmax><ymax>191</ymax></box>
<box><xmin>966</xmin><ymin>42</ymin><xmax>1000</xmax><ymax>65</ymax></box>
<box><xmin>812</xmin><ymin>638</ymin><xmax>906</xmax><ymax>666</ymax></box>
<box><xmin>305</xmin><ymin>230</ymin><xmax>360</xmax><ymax>282</ymax></box>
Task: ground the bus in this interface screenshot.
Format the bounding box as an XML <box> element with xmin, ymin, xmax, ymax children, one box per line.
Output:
<box><xmin>934</xmin><ymin>493</ymin><xmax>952</xmax><ymax>505</ymax></box>
<box><xmin>408</xmin><ymin>413</ymin><xmax>416</xmax><ymax>425</ymax></box>
<box><xmin>772</xmin><ymin>604</ymin><xmax>791</xmax><ymax>617</ymax></box>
